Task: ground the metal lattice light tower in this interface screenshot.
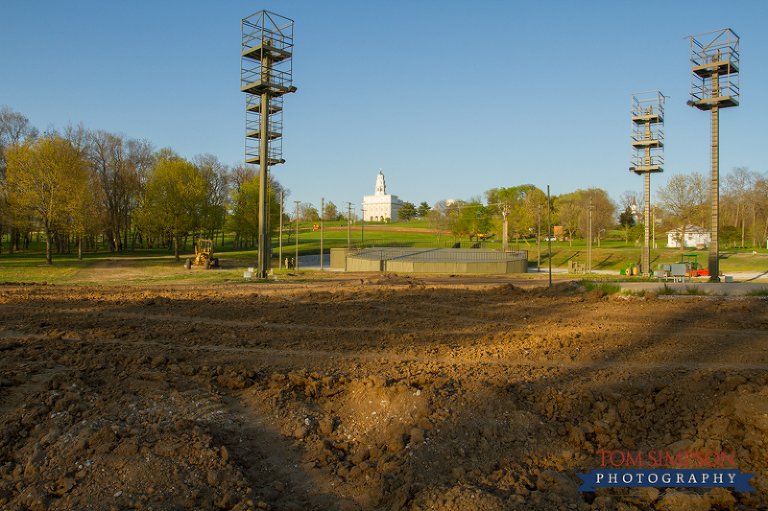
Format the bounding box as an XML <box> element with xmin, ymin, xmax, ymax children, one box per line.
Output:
<box><xmin>630</xmin><ymin>91</ymin><xmax>665</xmax><ymax>277</ymax></box>
<box><xmin>241</xmin><ymin>11</ymin><xmax>297</xmax><ymax>279</ymax></box>
<box><xmin>687</xmin><ymin>28</ymin><xmax>739</xmax><ymax>282</ymax></box>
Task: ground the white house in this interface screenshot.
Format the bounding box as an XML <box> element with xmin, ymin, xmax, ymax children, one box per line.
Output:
<box><xmin>362</xmin><ymin>170</ymin><xmax>404</xmax><ymax>222</ymax></box>
<box><xmin>666</xmin><ymin>225</ymin><xmax>710</xmax><ymax>248</ymax></box>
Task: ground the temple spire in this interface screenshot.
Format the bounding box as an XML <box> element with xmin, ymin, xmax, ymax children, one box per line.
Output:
<box><xmin>375</xmin><ymin>169</ymin><xmax>386</xmax><ymax>196</ymax></box>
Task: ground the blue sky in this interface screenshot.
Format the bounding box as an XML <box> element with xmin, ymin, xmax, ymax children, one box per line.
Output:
<box><xmin>2</xmin><ymin>0</ymin><xmax>766</xmax><ymax>216</ymax></box>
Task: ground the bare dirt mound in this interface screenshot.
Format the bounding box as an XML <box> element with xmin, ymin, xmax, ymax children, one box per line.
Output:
<box><xmin>0</xmin><ymin>280</ymin><xmax>766</xmax><ymax>510</ymax></box>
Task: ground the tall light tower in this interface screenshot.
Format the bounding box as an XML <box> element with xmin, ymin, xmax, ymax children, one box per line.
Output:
<box><xmin>241</xmin><ymin>11</ymin><xmax>296</xmax><ymax>279</ymax></box>
<box><xmin>687</xmin><ymin>28</ymin><xmax>739</xmax><ymax>282</ymax></box>
<box><xmin>630</xmin><ymin>91</ymin><xmax>665</xmax><ymax>277</ymax></box>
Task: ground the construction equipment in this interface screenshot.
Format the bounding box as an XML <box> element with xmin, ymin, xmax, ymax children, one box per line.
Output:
<box><xmin>620</xmin><ymin>263</ymin><xmax>643</xmax><ymax>276</ymax></box>
<box><xmin>185</xmin><ymin>239</ymin><xmax>220</xmax><ymax>269</ymax></box>
<box><xmin>680</xmin><ymin>253</ymin><xmax>709</xmax><ymax>277</ymax></box>
<box><xmin>469</xmin><ymin>231</ymin><xmax>494</xmax><ymax>241</ymax></box>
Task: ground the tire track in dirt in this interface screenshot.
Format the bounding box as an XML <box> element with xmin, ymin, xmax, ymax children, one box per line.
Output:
<box><xmin>367</xmin><ymin>302</ymin><xmax>768</xmax><ymax>338</ymax></box>
<box><xmin>3</xmin><ymin>329</ymin><xmax>768</xmax><ymax>374</ymax></box>
<box><xmin>0</xmin><ymin>304</ymin><xmax>493</xmax><ymax>337</ymax></box>
<box><xmin>5</xmin><ymin>302</ymin><xmax>768</xmax><ymax>341</ymax></box>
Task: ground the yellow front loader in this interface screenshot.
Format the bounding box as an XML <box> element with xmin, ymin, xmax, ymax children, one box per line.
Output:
<box><xmin>184</xmin><ymin>239</ymin><xmax>220</xmax><ymax>269</ymax></box>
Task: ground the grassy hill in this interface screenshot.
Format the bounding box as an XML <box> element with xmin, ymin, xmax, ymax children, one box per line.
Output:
<box><xmin>1</xmin><ymin>222</ymin><xmax>767</xmax><ymax>285</ymax></box>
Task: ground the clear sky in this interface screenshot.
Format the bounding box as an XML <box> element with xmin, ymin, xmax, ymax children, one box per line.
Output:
<box><xmin>2</xmin><ymin>0</ymin><xmax>766</xmax><ymax>217</ymax></box>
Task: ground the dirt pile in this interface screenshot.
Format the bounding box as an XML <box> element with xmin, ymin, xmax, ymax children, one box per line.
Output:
<box><xmin>0</xmin><ymin>280</ymin><xmax>767</xmax><ymax>510</ymax></box>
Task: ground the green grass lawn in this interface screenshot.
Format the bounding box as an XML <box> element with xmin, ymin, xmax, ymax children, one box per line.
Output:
<box><xmin>539</xmin><ymin>242</ymin><xmax>768</xmax><ymax>272</ymax></box>
<box><xmin>2</xmin><ymin>227</ymin><xmax>767</xmax><ymax>285</ymax></box>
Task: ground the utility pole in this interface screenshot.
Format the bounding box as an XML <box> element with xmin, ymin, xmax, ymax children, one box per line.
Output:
<box><xmin>320</xmin><ymin>197</ymin><xmax>324</xmax><ymax>271</ymax></box>
<box><xmin>587</xmin><ymin>198</ymin><xmax>593</xmax><ymax>273</ymax></box>
<box><xmin>501</xmin><ymin>202</ymin><xmax>509</xmax><ymax>252</ymax></box>
<box><xmin>294</xmin><ymin>200</ymin><xmax>300</xmax><ymax>270</ymax></box>
<box><xmin>344</xmin><ymin>202</ymin><xmax>353</xmax><ymax>249</ymax></box>
<box><xmin>278</xmin><ymin>191</ymin><xmax>283</xmax><ymax>269</ymax></box>
<box><xmin>652</xmin><ymin>200</ymin><xmax>656</xmax><ymax>250</ymax></box>
<box><xmin>361</xmin><ymin>205</ymin><xmax>365</xmax><ymax>244</ymax></box>
<box><xmin>537</xmin><ymin>203</ymin><xmax>541</xmax><ymax>272</ymax></box>
<box><xmin>547</xmin><ymin>185</ymin><xmax>551</xmax><ymax>287</ymax></box>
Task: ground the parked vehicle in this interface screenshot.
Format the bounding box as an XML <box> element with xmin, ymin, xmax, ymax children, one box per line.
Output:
<box><xmin>185</xmin><ymin>239</ymin><xmax>220</xmax><ymax>269</ymax></box>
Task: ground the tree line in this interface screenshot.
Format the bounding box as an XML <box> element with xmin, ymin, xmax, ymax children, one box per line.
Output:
<box><xmin>629</xmin><ymin>167</ymin><xmax>768</xmax><ymax>249</ymax></box>
<box><xmin>416</xmin><ymin>186</ymin><xmax>615</xmax><ymax>247</ymax></box>
<box><xmin>0</xmin><ymin>106</ymin><xmax>287</xmax><ymax>264</ymax></box>
<box><xmin>400</xmin><ymin>167</ymin><xmax>767</xmax><ymax>250</ymax></box>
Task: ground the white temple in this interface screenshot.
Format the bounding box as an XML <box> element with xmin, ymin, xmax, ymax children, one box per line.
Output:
<box><xmin>362</xmin><ymin>170</ymin><xmax>404</xmax><ymax>222</ymax></box>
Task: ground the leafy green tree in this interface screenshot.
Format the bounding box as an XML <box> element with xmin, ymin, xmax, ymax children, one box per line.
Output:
<box><xmin>398</xmin><ymin>201</ymin><xmax>416</xmax><ymax>221</ymax></box>
<box><xmin>135</xmin><ymin>155</ymin><xmax>206</xmax><ymax>261</ymax></box>
<box><xmin>486</xmin><ymin>185</ymin><xmax>542</xmax><ymax>246</ymax></box>
<box><xmin>720</xmin><ymin>225</ymin><xmax>740</xmax><ymax>248</ymax></box>
<box><xmin>473</xmin><ymin>205</ymin><xmax>495</xmax><ymax>238</ymax></box>
<box><xmin>619</xmin><ymin>206</ymin><xmax>635</xmax><ymax>244</ymax></box>
<box><xmin>230</xmin><ymin>164</ymin><xmax>256</xmax><ymax>192</ymax></box>
<box><xmin>5</xmin><ymin>135</ymin><xmax>89</xmax><ymax>265</ymax></box>
<box><xmin>657</xmin><ymin>173</ymin><xmax>704</xmax><ymax>256</ymax></box>
<box><xmin>226</xmin><ymin>178</ymin><xmax>259</xmax><ymax>249</ymax></box>
<box><xmin>427</xmin><ymin>201</ymin><xmax>450</xmax><ymax>243</ymax></box>
<box><xmin>300</xmin><ymin>202</ymin><xmax>319</xmax><ymax>222</ymax></box>
<box><xmin>751</xmin><ymin>173</ymin><xmax>768</xmax><ymax>246</ymax></box>
<box><xmin>225</xmin><ymin>175</ymin><xmax>281</xmax><ymax>249</ymax></box>
<box><xmin>194</xmin><ymin>154</ymin><xmax>229</xmax><ymax>241</ymax></box>
<box><xmin>450</xmin><ymin>200</ymin><xmax>472</xmax><ymax>238</ymax></box>
<box><xmin>723</xmin><ymin>166</ymin><xmax>754</xmax><ymax>248</ymax></box>
<box><xmin>62</xmin><ymin>123</ymin><xmax>104</xmax><ymax>258</ymax></box>
<box><xmin>126</xmin><ymin>138</ymin><xmax>156</xmax><ymax>250</ymax></box>
<box><xmin>628</xmin><ymin>224</ymin><xmax>645</xmax><ymax>244</ymax></box>
<box><xmin>67</xmin><ymin>166</ymin><xmax>102</xmax><ymax>260</ymax></box>
<box><xmin>521</xmin><ymin>187</ymin><xmax>547</xmax><ymax>245</ymax></box>
<box><xmin>576</xmin><ymin>188</ymin><xmax>616</xmax><ymax>248</ymax></box>
<box><xmin>554</xmin><ymin>193</ymin><xmax>580</xmax><ymax>246</ymax></box>
<box><xmin>88</xmin><ymin>130</ymin><xmax>142</xmax><ymax>251</ymax></box>
<box><xmin>0</xmin><ymin>106</ymin><xmax>38</xmax><ymax>176</ymax></box>
<box><xmin>323</xmin><ymin>201</ymin><xmax>339</xmax><ymax>221</ymax></box>
<box><xmin>416</xmin><ymin>201</ymin><xmax>431</xmax><ymax>218</ymax></box>
<box><xmin>0</xmin><ymin>106</ymin><xmax>38</xmax><ymax>253</ymax></box>
<box><xmin>452</xmin><ymin>200</ymin><xmax>493</xmax><ymax>239</ymax></box>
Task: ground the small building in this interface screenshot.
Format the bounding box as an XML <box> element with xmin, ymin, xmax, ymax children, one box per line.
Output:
<box><xmin>666</xmin><ymin>225</ymin><xmax>710</xmax><ymax>248</ymax></box>
<box><xmin>362</xmin><ymin>170</ymin><xmax>404</xmax><ymax>222</ymax></box>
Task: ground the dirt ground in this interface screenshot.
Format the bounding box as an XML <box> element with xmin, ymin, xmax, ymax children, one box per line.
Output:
<box><xmin>1</xmin><ymin>274</ymin><xmax>768</xmax><ymax>511</ymax></box>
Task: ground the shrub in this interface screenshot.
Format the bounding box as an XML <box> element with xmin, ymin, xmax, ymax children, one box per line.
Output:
<box><xmin>657</xmin><ymin>284</ymin><xmax>676</xmax><ymax>295</ymax></box>
<box><xmin>579</xmin><ymin>280</ymin><xmax>621</xmax><ymax>295</ymax></box>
